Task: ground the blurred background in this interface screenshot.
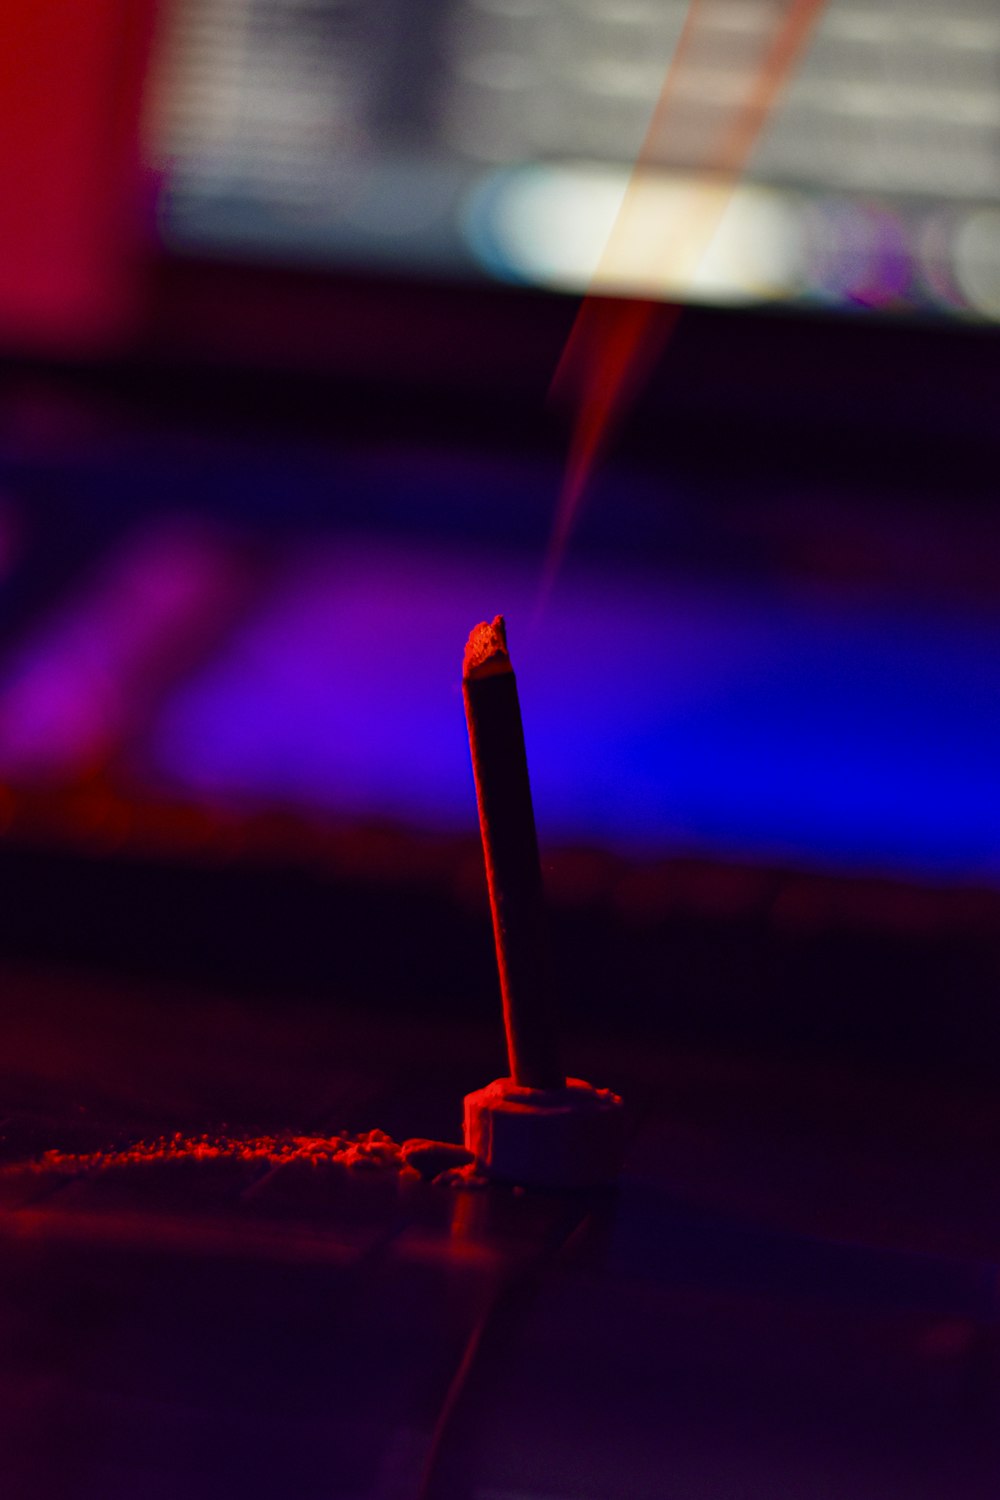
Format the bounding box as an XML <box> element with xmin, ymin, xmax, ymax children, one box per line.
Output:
<box><xmin>0</xmin><ymin>0</ymin><xmax>999</xmax><ymax>1071</ymax></box>
<box><xmin>5</xmin><ymin>13</ymin><xmax>1000</xmax><ymax>1497</ymax></box>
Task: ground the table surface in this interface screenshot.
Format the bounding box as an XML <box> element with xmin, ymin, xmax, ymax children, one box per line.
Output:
<box><xmin>1</xmin><ymin>964</ymin><xmax>999</xmax><ymax>1500</ymax></box>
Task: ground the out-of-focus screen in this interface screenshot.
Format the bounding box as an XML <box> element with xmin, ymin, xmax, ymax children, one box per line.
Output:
<box><xmin>150</xmin><ymin>0</ymin><xmax>1000</xmax><ymax>319</ymax></box>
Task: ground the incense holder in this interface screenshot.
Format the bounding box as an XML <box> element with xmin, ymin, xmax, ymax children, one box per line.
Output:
<box><xmin>463</xmin><ymin>1076</ymin><xmax>626</xmax><ymax>1189</ymax></box>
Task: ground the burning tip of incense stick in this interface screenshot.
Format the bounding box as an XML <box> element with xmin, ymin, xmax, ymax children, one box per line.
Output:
<box><xmin>463</xmin><ymin>615</ymin><xmax>511</xmax><ymax>680</ymax></box>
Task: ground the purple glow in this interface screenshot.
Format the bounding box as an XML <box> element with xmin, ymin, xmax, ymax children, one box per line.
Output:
<box><xmin>807</xmin><ymin>199</ymin><xmax>912</xmax><ymax>310</ymax></box>
<box><xmin>146</xmin><ymin>538</ymin><xmax>1000</xmax><ymax>881</ymax></box>
<box><xmin>0</xmin><ymin>522</ymin><xmax>244</xmax><ymax>780</ymax></box>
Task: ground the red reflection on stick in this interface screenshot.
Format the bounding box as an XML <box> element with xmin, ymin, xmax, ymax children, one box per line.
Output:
<box><xmin>462</xmin><ymin>617</ymin><xmax>562</xmax><ymax>1090</ymax></box>
<box><xmin>542</xmin><ymin>0</ymin><xmax>828</xmax><ymax>609</ymax></box>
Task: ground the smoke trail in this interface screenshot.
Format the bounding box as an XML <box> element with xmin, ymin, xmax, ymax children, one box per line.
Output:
<box><xmin>538</xmin><ymin>0</ymin><xmax>828</xmax><ymax>613</ymax></box>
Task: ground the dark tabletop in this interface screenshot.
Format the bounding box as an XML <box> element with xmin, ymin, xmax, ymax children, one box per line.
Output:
<box><xmin>1</xmin><ymin>963</ymin><xmax>998</xmax><ymax>1500</ymax></box>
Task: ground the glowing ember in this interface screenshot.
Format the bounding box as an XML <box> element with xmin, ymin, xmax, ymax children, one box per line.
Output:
<box><xmin>543</xmin><ymin>0</ymin><xmax>829</xmax><ymax>608</ymax></box>
<box><xmin>463</xmin><ymin>615</ymin><xmax>510</xmax><ymax>680</ymax></box>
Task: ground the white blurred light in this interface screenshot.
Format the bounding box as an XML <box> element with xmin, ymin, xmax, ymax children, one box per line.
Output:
<box><xmin>952</xmin><ymin>206</ymin><xmax>1000</xmax><ymax>317</ymax></box>
<box><xmin>466</xmin><ymin>164</ymin><xmax>806</xmax><ymax>304</ymax></box>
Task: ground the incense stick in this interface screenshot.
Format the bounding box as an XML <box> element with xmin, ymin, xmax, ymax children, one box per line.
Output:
<box><xmin>462</xmin><ymin>617</ymin><xmax>562</xmax><ymax>1091</ymax></box>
